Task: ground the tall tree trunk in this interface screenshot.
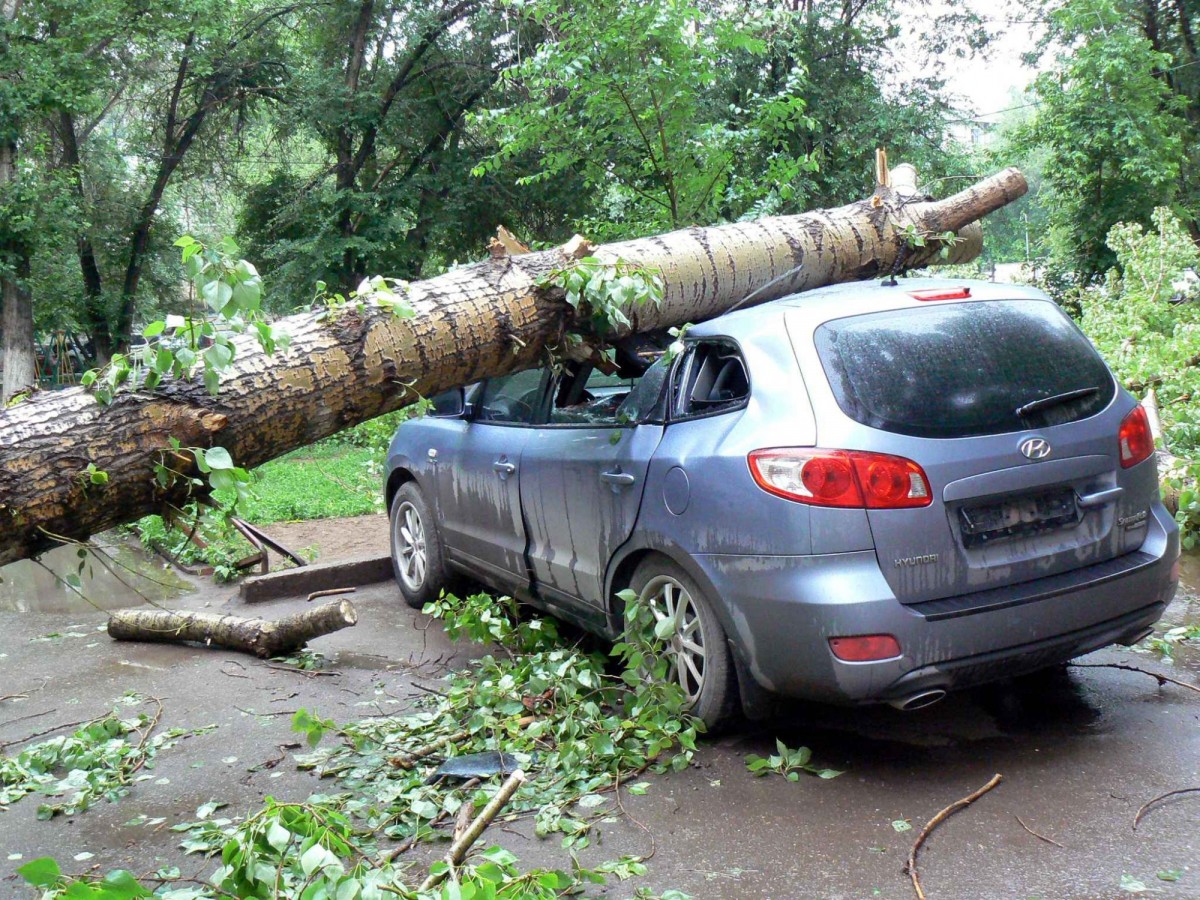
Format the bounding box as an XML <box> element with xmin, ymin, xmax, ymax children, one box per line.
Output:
<box><xmin>58</xmin><ymin>111</ymin><xmax>111</xmax><ymax>365</ymax></box>
<box><xmin>0</xmin><ymin>166</ymin><xmax>1027</xmax><ymax>566</ymax></box>
<box><xmin>0</xmin><ymin>138</ymin><xmax>35</xmax><ymax>403</ymax></box>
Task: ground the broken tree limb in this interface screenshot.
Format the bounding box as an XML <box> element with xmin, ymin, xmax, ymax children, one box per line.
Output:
<box><xmin>419</xmin><ymin>768</ymin><xmax>527</xmax><ymax>892</ymax></box>
<box><xmin>905</xmin><ymin>773</ymin><xmax>1003</xmax><ymax>900</ymax></box>
<box><xmin>0</xmin><ymin>166</ymin><xmax>1027</xmax><ymax>565</ymax></box>
<box><xmin>106</xmin><ymin>599</ymin><xmax>357</xmax><ymax>658</ymax></box>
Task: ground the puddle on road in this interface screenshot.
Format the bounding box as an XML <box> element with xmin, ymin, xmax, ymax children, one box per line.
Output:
<box><xmin>0</xmin><ymin>535</ymin><xmax>193</xmax><ymax>614</ymax></box>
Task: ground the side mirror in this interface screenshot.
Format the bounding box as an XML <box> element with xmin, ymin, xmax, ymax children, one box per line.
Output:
<box><xmin>429</xmin><ymin>388</ymin><xmax>465</xmax><ymax>418</ymax></box>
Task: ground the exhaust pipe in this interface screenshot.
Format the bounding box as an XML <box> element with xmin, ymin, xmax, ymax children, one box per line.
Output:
<box><xmin>887</xmin><ymin>689</ymin><xmax>947</xmax><ymax>711</ymax></box>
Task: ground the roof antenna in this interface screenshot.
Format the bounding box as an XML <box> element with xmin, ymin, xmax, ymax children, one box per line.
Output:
<box><xmin>725</xmin><ymin>263</ymin><xmax>804</xmax><ymax>315</ymax></box>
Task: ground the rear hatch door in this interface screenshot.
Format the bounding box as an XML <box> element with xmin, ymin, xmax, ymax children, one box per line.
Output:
<box><xmin>790</xmin><ymin>297</ymin><xmax>1151</xmax><ymax>605</ymax></box>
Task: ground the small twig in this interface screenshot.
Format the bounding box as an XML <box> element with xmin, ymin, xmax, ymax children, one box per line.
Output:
<box><xmin>308</xmin><ymin>587</ymin><xmax>356</xmax><ymax>602</ymax></box>
<box><xmin>235</xmin><ymin>706</ymin><xmax>298</xmax><ymax>718</ymax></box>
<box><xmin>0</xmin><ymin>717</ymin><xmax>93</xmax><ymax>752</ymax></box>
<box><xmin>0</xmin><ymin>707</ymin><xmax>58</xmax><ymax>730</ymax></box>
<box><xmin>409</xmin><ymin>681</ymin><xmax>449</xmax><ymax>698</ymax></box>
<box><xmin>613</xmin><ymin>769</ymin><xmax>657</xmax><ymax>861</ymax></box>
<box><xmin>1069</xmin><ymin>662</ymin><xmax>1200</xmax><ymax>695</ymax></box>
<box><xmin>0</xmin><ymin>692</ymin><xmax>28</xmax><ymax>703</ymax></box>
<box><xmin>452</xmin><ymin>794</ymin><xmax>476</xmax><ymax>843</ymax></box>
<box><xmin>220</xmin><ymin>661</ymin><xmax>250</xmax><ymax>679</ymax></box>
<box><xmin>257</xmin><ymin>662</ymin><xmax>340</xmax><ymax>678</ymax></box>
<box><xmin>390</xmin><ymin>729</ymin><xmax>472</xmax><ymax>770</ymax></box>
<box><xmin>1015</xmin><ymin>814</ymin><xmax>1064</xmax><ymax>848</ymax></box>
<box><xmin>420</xmin><ymin>770</ymin><xmax>527</xmax><ymax>892</ymax></box>
<box><xmin>905</xmin><ymin>774</ymin><xmax>1003</xmax><ymax>900</ymax></box>
<box><xmin>1133</xmin><ymin>787</ymin><xmax>1200</xmax><ymax>830</ymax></box>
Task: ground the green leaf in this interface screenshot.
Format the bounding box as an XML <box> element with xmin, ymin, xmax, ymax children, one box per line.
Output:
<box><xmin>266</xmin><ymin>819</ymin><xmax>291</xmax><ymax>853</ymax></box>
<box><xmin>203</xmin><ymin>447</ymin><xmax>234</xmax><ymax>470</ymax></box>
<box><xmin>143</xmin><ymin>321</ymin><xmax>166</xmax><ymax>339</ymax></box>
<box><xmin>206</xmin><ymin>340</ymin><xmax>233</xmax><ymax>370</ymax></box>
<box><xmin>18</xmin><ymin>857</ymin><xmax>61</xmax><ymax>887</ymax></box>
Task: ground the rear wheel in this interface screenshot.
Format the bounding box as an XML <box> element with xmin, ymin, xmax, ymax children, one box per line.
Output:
<box><xmin>390</xmin><ymin>482</ymin><xmax>448</xmax><ymax>609</ymax></box>
<box><xmin>630</xmin><ymin>556</ymin><xmax>738</xmax><ymax>729</ymax></box>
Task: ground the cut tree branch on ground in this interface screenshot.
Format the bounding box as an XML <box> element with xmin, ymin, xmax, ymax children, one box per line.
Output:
<box><xmin>106</xmin><ymin>600</ymin><xmax>357</xmax><ymax>658</ymax></box>
<box><xmin>0</xmin><ymin>165</ymin><xmax>1027</xmax><ymax>566</ymax></box>
<box><xmin>1068</xmin><ymin>662</ymin><xmax>1200</xmax><ymax>695</ymax></box>
<box><xmin>1133</xmin><ymin>787</ymin><xmax>1200</xmax><ymax>830</ymax></box>
<box><xmin>419</xmin><ymin>769</ymin><xmax>527</xmax><ymax>892</ymax></box>
<box><xmin>905</xmin><ymin>773</ymin><xmax>1003</xmax><ymax>900</ymax></box>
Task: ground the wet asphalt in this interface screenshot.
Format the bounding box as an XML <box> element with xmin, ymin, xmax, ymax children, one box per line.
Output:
<box><xmin>0</xmin><ymin>548</ymin><xmax>1197</xmax><ymax>900</ymax></box>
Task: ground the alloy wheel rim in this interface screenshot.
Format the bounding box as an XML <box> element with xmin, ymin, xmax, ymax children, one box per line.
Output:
<box><xmin>641</xmin><ymin>574</ymin><xmax>706</xmax><ymax>706</ymax></box>
<box><xmin>393</xmin><ymin>501</ymin><xmax>427</xmax><ymax>592</ymax></box>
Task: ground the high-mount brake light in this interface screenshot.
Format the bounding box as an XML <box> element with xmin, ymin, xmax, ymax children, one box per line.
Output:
<box><xmin>909</xmin><ymin>287</ymin><xmax>972</xmax><ymax>301</ymax></box>
<box><xmin>748</xmin><ymin>449</ymin><xmax>932</xmax><ymax>509</ymax></box>
<box><xmin>1118</xmin><ymin>405</ymin><xmax>1155</xmax><ymax>469</ymax></box>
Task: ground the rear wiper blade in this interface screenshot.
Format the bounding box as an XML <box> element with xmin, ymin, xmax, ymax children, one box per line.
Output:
<box><xmin>1015</xmin><ymin>386</ymin><xmax>1101</xmax><ymax>418</ymax></box>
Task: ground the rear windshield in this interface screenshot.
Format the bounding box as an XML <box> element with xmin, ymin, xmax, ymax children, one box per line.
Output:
<box><xmin>813</xmin><ymin>300</ymin><xmax>1116</xmax><ymax>438</ymax></box>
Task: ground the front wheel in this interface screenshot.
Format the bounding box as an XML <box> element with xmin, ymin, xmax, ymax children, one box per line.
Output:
<box><xmin>389</xmin><ymin>482</ymin><xmax>449</xmax><ymax>609</ymax></box>
<box><xmin>630</xmin><ymin>556</ymin><xmax>738</xmax><ymax>730</ymax></box>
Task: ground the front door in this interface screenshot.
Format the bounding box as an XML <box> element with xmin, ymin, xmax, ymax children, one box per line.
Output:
<box><xmin>436</xmin><ymin>369</ymin><xmax>548</xmax><ymax>593</ymax></box>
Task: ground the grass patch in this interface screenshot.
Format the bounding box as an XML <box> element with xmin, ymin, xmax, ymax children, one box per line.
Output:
<box><xmin>219</xmin><ymin>445</ymin><xmax>386</xmax><ymax>524</ymax></box>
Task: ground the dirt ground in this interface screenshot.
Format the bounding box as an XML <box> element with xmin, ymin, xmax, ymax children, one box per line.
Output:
<box><xmin>0</xmin><ymin>523</ymin><xmax>1198</xmax><ymax>900</ymax></box>
<box><xmin>260</xmin><ymin>513</ymin><xmax>390</xmax><ymax>566</ymax></box>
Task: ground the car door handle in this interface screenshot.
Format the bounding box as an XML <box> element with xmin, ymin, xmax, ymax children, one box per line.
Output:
<box><xmin>600</xmin><ymin>470</ymin><xmax>636</xmax><ymax>487</ymax></box>
<box><xmin>1077</xmin><ymin>486</ymin><xmax>1123</xmax><ymax>508</ymax></box>
<box><xmin>493</xmin><ymin>460</ymin><xmax>516</xmax><ymax>476</ymax></box>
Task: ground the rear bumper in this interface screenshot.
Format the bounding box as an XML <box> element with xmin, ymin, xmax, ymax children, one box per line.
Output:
<box><xmin>693</xmin><ymin>503</ymin><xmax>1179</xmax><ymax>705</ymax></box>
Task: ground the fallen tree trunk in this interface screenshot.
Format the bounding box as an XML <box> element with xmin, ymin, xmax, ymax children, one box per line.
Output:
<box><xmin>0</xmin><ymin>165</ymin><xmax>1027</xmax><ymax>565</ymax></box>
<box><xmin>107</xmin><ymin>599</ymin><xmax>357</xmax><ymax>658</ymax></box>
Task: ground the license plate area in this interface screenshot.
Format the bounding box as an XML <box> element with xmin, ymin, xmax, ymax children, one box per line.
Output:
<box><xmin>958</xmin><ymin>488</ymin><xmax>1080</xmax><ymax>549</ymax></box>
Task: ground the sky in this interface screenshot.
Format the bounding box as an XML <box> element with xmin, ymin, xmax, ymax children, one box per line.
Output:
<box><xmin>901</xmin><ymin>2</ymin><xmax>1044</xmax><ymax>137</ymax></box>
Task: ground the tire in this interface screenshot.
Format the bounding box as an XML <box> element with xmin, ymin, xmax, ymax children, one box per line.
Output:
<box><xmin>630</xmin><ymin>556</ymin><xmax>738</xmax><ymax>730</ymax></box>
<box><xmin>389</xmin><ymin>481</ymin><xmax>449</xmax><ymax>609</ymax></box>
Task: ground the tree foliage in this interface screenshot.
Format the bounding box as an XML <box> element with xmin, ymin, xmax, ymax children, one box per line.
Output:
<box><xmin>1024</xmin><ymin>0</ymin><xmax>1197</xmax><ymax>279</ymax></box>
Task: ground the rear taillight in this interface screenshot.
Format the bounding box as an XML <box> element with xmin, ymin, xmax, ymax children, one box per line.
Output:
<box><xmin>1118</xmin><ymin>406</ymin><xmax>1154</xmax><ymax>468</ymax></box>
<box><xmin>829</xmin><ymin>634</ymin><xmax>902</xmax><ymax>662</ymax></box>
<box><xmin>748</xmin><ymin>449</ymin><xmax>932</xmax><ymax>509</ymax></box>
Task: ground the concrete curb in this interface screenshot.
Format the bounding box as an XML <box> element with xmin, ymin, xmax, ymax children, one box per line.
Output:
<box><xmin>240</xmin><ymin>553</ymin><xmax>393</xmax><ymax>603</ymax></box>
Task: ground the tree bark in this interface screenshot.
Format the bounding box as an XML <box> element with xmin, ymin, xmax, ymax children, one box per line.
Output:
<box><xmin>107</xmin><ymin>599</ymin><xmax>358</xmax><ymax>658</ymax></box>
<box><xmin>1</xmin><ymin>135</ymin><xmax>35</xmax><ymax>403</ymax></box>
<box><xmin>0</xmin><ymin>166</ymin><xmax>1027</xmax><ymax>566</ymax></box>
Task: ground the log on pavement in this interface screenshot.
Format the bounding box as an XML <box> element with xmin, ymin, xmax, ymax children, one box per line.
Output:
<box><xmin>0</xmin><ymin>165</ymin><xmax>1028</xmax><ymax>565</ymax></box>
<box><xmin>107</xmin><ymin>599</ymin><xmax>357</xmax><ymax>658</ymax></box>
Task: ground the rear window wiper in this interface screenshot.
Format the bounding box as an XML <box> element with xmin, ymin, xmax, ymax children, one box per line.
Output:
<box><xmin>1015</xmin><ymin>386</ymin><xmax>1101</xmax><ymax>419</ymax></box>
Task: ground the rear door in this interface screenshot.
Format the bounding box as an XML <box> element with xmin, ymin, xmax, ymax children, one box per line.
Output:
<box><xmin>791</xmin><ymin>299</ymin><xmax>1150</xmax><ymax>605</ymax></box>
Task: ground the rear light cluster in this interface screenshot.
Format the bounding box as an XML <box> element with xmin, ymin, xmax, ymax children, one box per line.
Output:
<box><xmin>748</xmin><ymin>449</ymin><xmax>932</xmax><ymax>509</ymax></box>
<box><xmin>1118</xmin><ymin>406</ymin><xmax>1155</xmax><ymax>469</ymax></box>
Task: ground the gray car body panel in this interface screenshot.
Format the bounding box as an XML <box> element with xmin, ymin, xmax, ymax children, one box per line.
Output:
<box><xmin>388</xmin><ymin>276</ymin><xmax>1180</xmax><ymax>707</ymax></box>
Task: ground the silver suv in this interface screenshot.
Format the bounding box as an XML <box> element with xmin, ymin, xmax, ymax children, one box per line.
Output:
<box><xmin>385</xmin><ymin>278</ymin><xmax>1181</xmax><ymax>727</ymax></box>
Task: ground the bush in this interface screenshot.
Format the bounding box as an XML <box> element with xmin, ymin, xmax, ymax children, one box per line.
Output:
<box><xmin>1077</xmin><ymin>208</ymin><xmax>1200</xmax><ymax>546</ymax></box>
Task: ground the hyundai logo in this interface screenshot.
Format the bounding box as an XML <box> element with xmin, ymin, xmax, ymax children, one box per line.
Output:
<box><xmin>1019</xmin><ymin>437</ymin><xmax>1052</xmax><ymax>460</ymax></box>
